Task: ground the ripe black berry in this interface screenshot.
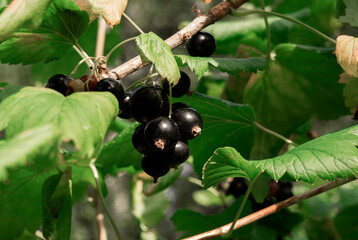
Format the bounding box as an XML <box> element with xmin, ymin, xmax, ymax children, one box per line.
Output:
<box><xmin>118</xmin><ymin>91</ymin><xmax>132</xmax><ymax>119</ymax></box>
<box><xmin>94</xmin><ymin>78</ymin><xmax>125</xmax><ymax>101</ymax></box>
<box><xmin>142</xmin><ymin>153</ymin><xmax>170</xmax><ymax>183</ymax></box>
<box><xmin>129</xmin><ymin>85</ymin><xmax>169</xmax><ymax>123</ymax></box>
<box><xmin>45</xmin><ymin>74</ymin><xmax>72</xmax><ymax>96</ymax></box>
<box><xmin>163</xmin><ymin>71</ymin><xmax>191</xmax><ymax>98</ymax></box>
<box><xmin>144</xmin><ymin>116</ymin><xmax>180</xmax><ymax>151</ymax></box>
<box><xmin>132</xmin><ymin>124</ymin><xmax>153</xmax><ymax>155</ymax></box>
<box><xmin>171</xmin><ymin>106</ymin><xmax>203</xmax><ymax>140</ymax></box>
<box><xmin>166</xmin><ymin>141</ymin><xmax>190</xmax><ymax>168</ymax></box>
<box><xmin>187</xmin><ymin>31</ymin><xmax>216</xmax><ymax>57</ymax></box>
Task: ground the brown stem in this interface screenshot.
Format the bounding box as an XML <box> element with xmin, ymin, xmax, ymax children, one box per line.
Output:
<box><xmin>183</xmin><ymin>178</ymin><xmax>356</xmax><ymax>240</ymax></box>
<box><xmin>109</xmin><ymin>0</ymin><xmax>250</xmax><ymax>79</ymax></box>
<box><xmin>93</xmin><ymin>188</ymin><xmax>108</xmax><ymax>240</ymax></box>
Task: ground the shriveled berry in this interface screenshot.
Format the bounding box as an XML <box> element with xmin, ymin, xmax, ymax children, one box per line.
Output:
<box><xmin>45</xmin><ymin>74</ymin><xmax>72</xmax><ymax>96</ymax></box>
<box><xmin>118</xmin><ymin>91</ymin><xmax>132</xmax><ymax>119</ymax></box>
<box><xmin>166</xmin><ymin>141</ymin><xmax>190</xmax><ymax>168</ymax></box>
<box><xmin>80</xmin><ymin>74</ymin><xmax>99</xmax><ymax>91</ymax></box>
<box><xmin>132</xmin><ymin>124</ymin><xmax>153</xmax><ymax>155</ymax></box>
<box><xmin>141</xmin><ymin>153</ymin><xmax>170</xmax><ymax>183</ymax></box>
<box><xmin>171</xmin><ymin>106</ymin><xmax>203</xmax><ymax>140</ymax></box>
<box><xmin>144</xmin><ymin>116</ymin><xmax>180</xmax><ymax>151</ymax></box>
<box><xmin>94</xmin><ymin>78</ymin><xmax>125</xmax><ymax>101</ymax></box>
<box><xmin>66</xmin><ymin>79</ymin><xmax>85</xmax><ymax>95</ymax></box>
<box><xmin>129</xmin><ymin>85</ymin><xmax>169</xmax><ymax>123</ymax></box>
<box><xmin>187</xmin><ymin>31</ymin><xmax>216</xmax><ymax>57</ymax></box>
<box><xmin>163</xmin><ymin>71</ymin><xmax>191</xmax><ymax>97</ymax></box>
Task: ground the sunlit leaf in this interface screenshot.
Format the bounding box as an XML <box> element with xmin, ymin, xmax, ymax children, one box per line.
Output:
<box><xmin>0</xmin><ymin>124</ymin><xmax>59</xmax><ymax>181</ymax></box>
<box><xmin>136</xmin><ymin>32</ymin><xmax>180</xmax><ymax>84</ymax></box>
<box><xmin>0</xmin><ymin>86</ymin><xmax>118</xmax><ymax>165</ymax></box>
<box><xmin>0</xmin><ymin>0</ymin><xmax>52</xmax><ymax>41</ymax></box>
<box><xmin>73</xmin><ymin>0</ymin><xmax>128</xmax><ymax>27</ymax></box>
<box><xmin>0</xmin><ymin>0</ymin><xmax>89</xmax><ymax>64</ymax></box>
<box><xmin>175</xmin><ymin>55</ymin><xmax>266</xmax><ymax>79</ymax></box>
<box><xmin>335</xmin><ymin>35</ymin><xmax>358</xmax><ymax>77</ymax></box>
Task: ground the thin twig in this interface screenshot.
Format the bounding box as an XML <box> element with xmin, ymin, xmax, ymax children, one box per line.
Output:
<box><xmin>123</xmin><ymin>12</ymin><xmax>145</xmax><ymax>34</ymax></box>
<box><xmin>90</xmin><ymin>164</ymin><xmax>122</xmax><ymax>240</ymax></box>
<box><xmin>183</xmin><ymin>178</ymin><xmax>356</xmax><ymax>240</ymax></box>
<box><xmin>92</xmin><ymin>188</ymin><xmax>108</xmax><ymax>240</ymax></box>
<box><xmin>109</xmin><ymin>0</ymin><xmax>250</xmax><ymax>79</ymax></box>
<box><xmin>96</xmin><ymin>16</ymin><xmax>108</xmax><ymax>58</ymax></box>
<box><xmin>254</xmin><ymin>122</ymin><xmax>298</xmax><ymax>147</ymax></box>
<box><xmin>259</xmin><ymin>0</ymin><xmax>271</xmax><ymax>61</ymax></box>
<box><xmin>232</xmin><ymin>9</ymin><xmax>337</xmax><ymax>44</ymax></box>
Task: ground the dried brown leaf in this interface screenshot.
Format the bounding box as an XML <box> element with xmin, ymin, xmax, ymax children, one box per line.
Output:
<box><xmin>73</xmin><ymin>0</ymin><xmax>128</xmax><ymax>27</ymax></box>
<box><xmin>335</xmin><ymin>35</ymin><xmax>358</xmax><ymax>77</ymax></box>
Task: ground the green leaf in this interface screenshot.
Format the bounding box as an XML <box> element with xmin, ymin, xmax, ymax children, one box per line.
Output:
<box><xmin>0</xmin><ymin>124</ymin><xmax>59</xmax><ymax>180</ymax></box>
<box><xmin>0</xmin><ymin>0</ymin><xmax>89</xmax><ymax>65</ymax></box>
<box><xmin>202</xmin><ymin>147</ymin><xmax>262</xmax><ymax>189</ymax></box>
<box><xmin>175</xmin><ymin>55</ymin><xmax>266</xmax><ymax>79</ymax></box>
<box><xmin>0</xmin><ymin>86</ymin><xmax>118</xmax><ymax>164</ymax></box>
<box><xmin>202</xmin><ymin>8</ymin><xmax>310</xmax><ymax>55</ymax></box>
<box><xmin>243</xmin><ymin>44</ymin><xmax>348</xmax><ymax>158</ymax></box>
<box><xmin>31</xmin><ymin>20</ymin><xmax>122</xmax><ymax>83</ymax></box>
<box><xmin>174</xmin><ymin>93</ymin><xmax>255</xmax><ymax>178</ymax></box>
<box><xmin>136</xmin><ymin>32</ymin><xmax>180</xmax><ymax>84</ymax></box>
<box><xmin>343</xmin><ymin>77</ymin><xmax>358</xmax><ymax>112</ymax></box>
<box><xmin>334</xmin><ymin>204</ymin><xmax>358</xmax><ymax>239</ymax></box>
<box><xmin>171</xmin><ymin>196</ymin><xmax>252</xmax><ymax>238</ymax></box>
<box><xmin>96</xmin><ymin>122</ymin><xmax>142</xmax><ymax>174</ymax></box>
<box><xmin>0</xmin><ymin>167</ymin><xmax>57</xmax><ymax>239</ymax></box>
<box><xmin>0</xmin><ymin>0</ymin><xmax>52</xmax><ymax>41</ymax></box>
<box><xmin>228</xmin><ymin>125</ymin><xmax>358</xmax><ymax>183</ymax></box>
<box><xmin>42</xmin><ymin>167</ymin><xmax>72</xmax><ymax>240</ymax></box>
<box><xmin>337</xmin><ymin>0</ymin><xmax>358</xmax><ymax>27</ymax></box>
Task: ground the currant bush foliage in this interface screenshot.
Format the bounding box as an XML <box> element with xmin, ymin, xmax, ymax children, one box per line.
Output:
<box><xmin>0</xmin><ymin>0</ymin><xmax>358</xmax><ymax>239</ymax></box>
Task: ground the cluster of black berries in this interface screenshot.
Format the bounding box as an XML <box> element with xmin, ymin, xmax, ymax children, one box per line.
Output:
<box><xmin>220</xmin><ymin>178</ymin><xmax>294</xmax><ymax>211</ymax></box>
<box><xmin>130</xmin><ymin>72</ymin><xmax>203</xmax><ymax>182</ymax></box>
<box><xmin>45</xmin><ymin>74</ymin><xmax>131</xmax><ymax>118</ymax></box>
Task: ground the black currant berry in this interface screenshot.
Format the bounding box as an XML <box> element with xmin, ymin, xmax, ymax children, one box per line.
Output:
<box><xmin>129</xmin><ymin>85</ymin><xmax>169</xmax><ymax>123</ymax></box>
<box><xmin>171</xmin><ymin>106</ymin><xmax>203</xmax><ymax>140</ymax></box>
<box><xmin>275</xmin><ymin>181</ymin><xmax>293</xmax><ymax>202</ymax></box>
<box><xmin>45</xmin><ymin>74</ymin><xmax>72</xmax><ymax>96</ymax></box>
<box><xmin>94</xmin><ymin>78</ymin><xmax>125</xmax><ymax>101</ymax></box>
<box><xmin>118</xmin><ymin>91</ymin><xmax>132</xmax><ymax>119</ymax></box>
<box><xmin>187</xmin><ymin>31</ymin><xmax>216</xmax><ymax>57</ymax></box>
<box><xmin>166</xmin><ymin>141</ymin><xmax>190</xmax><ymax>168</ymax></box>
<box><xmin>132</xmin><ymin>124</ymin><xmax>153</xmax><ymax>155</ymax></box>
<box><xmin>172</xmin><ymin>102</ymin><xmax>190</xmax><ymax>112</ymax></box>
<box><xmin>142</xmin><ymin>153</ymin><xmax>170</xmax><ymax>183</ymax></box>
<box><xmin>144</xmin><ymin>116</ymin><xmax>180</xmax><ymax>151</ymax></box>
<box><xmin>163</xmin><ymin>71</ymin><xmax>191</xmax><ymax>98</ymax></box>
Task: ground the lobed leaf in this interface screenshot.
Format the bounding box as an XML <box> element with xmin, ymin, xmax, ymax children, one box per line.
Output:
<box><xmin>244</xmin><ymin>44</ymin><xmax>348</xmax><ymax>158</ymax></box>
<box><xmin>136</xmin><ymin>32</ymin><xmax>180</xmax><ymax>84</ymax></box>
<box><xmin>337</xmin><ymin>0</ymin><xmax>358</xmax><ymax>27</ymax></box>
<box><xmin>202</xmin><ymin>147</ymin><xmax>261</xmax><ymax>189</ymax></box>
<box><xmin>207</xmin><ymin>125</ymin><xmax>358</xmax><ymax>184</ymax></box>
<box><xmin>0</xmin><ymin>124</ymin><xmax>59</xmax><ymax>180</ymax></box>
<box><xmin>175</xmin><ymin>55</ymin><xmax>266</xmax><ymax>79</ymax></box>
<box><xmin>0</xmin><ymin>85</ymin><xmax>118</xmax><ymax>165</ymax></box>
<box><xmin>0</xmin><ymin>0</ymin><xmax>90</xmax><ymax>65</ymax></box>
